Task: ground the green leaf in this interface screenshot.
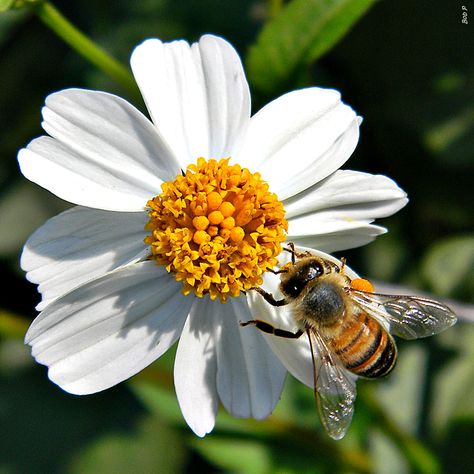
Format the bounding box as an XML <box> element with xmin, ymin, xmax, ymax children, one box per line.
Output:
<box><xmin>365</xmin><ymin>346</ymin><xmax>437</xmax><ymax>474</ymax></box>
<box><xmin>131</xmin><ymin>378</ymin><xmax>273</xmax><ymax>435</ymax></box>
<box><xmin>375</xmin><ymin>345</ymin><xmax>428</xmax><ymax>435</ymax></box>
<box><xmin>421</xmin><ymin>235</ymin><xmax>474</xmax><ymax>297</ymax></box>
<box><xmin>0</xmin><ymin>7</ymin><xmax>27</xmax><ymax>45</ymax></box>
<box><xmin>67</xmin><ymin>415</ymin><xmax>187</xmax><ymax>474</ymax></box>
<box><xmin>369</xmin><ymin>431</ymin><xmax>410</xmax><ymax>474</ymax></box>
<box><xmin>131</xmin><ymin>380</ymin><xmax>185</xmax><ymax>426</ymax></box>
<box><xmin>0</xmin><ymin>0</ymin><xmax>38</xmax><ymax>12</ymax></box>
<box><xmin>0</xmin><ymin>181</ymin><xmax>69</xmax><ymax>256</ymax></box>
<box><xmin>193</xmin><ymin>434</ymin><xmax>332</xmax><ymax>474</ymax></box>
<box><xmin>424</xmin><ymin>105</ymin><xmax>474</xmax><ymax>154</ymax></box>
<box><xmin>0</xmin><ymin>0</ymin><xmax>15</xmax><ymax>13</ymax></box>
<box><xmin>360</xmin><ymin>380</ymin><xmax>441</xmax><ymax>474</ymax></box>
<box><xmin>430</xmin><ymin>324</ymin><xmax>474</xmax><ymax>437</ymax></box>
<box><xmin>193</xmin><ymin>437</ymin><xmax>271</xmax><ymax>474</ymax></box>
<box><xmin>247</xmin><ymin>0</ymin><xmax>376</xmax><ymax>94</ymax></box>
<box><xmin>0</xmin><ymin>310</ymin><xmax>29</xmax><ymax>339</ymax></box>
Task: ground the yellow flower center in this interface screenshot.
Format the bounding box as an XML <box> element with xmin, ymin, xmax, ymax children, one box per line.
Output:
<box><xmin>145</xmin><ymin>158</ymin><xmax>288</xmax><ymax>302</ymax></box>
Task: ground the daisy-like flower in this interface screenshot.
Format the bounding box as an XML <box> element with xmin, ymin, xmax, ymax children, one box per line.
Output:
<box><xmin>18</xmin><ymin>34</ymin><xmax>407</xmax><ymax>436</ymax></box>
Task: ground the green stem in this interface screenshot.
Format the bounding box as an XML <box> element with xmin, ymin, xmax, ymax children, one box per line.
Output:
<box><xmin>359</xmin><ymin>384</ymin><xmax>441</xmax><ymax>474</ymax></box>
<box><xmin>33</xmin><ymin>1</ymin><xmax>140</xmax><ymax>100</ymax></box>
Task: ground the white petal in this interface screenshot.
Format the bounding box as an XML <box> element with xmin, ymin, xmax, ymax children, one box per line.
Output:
<box><xmin>235</xmin><ymin>88</ymin><xmax>359</xmax><ymax>199</ymax></box>
<box><xmin>26</xmin><ymin>261</ymin><xmax>191</xmax><ymax>395</ymax></box>
<box><xmin>19</xmin><ymin>89</ymin><xmax>178</xmax><ymax>211</ymax></box>
<box><xmin>284</xmin><ymin>170</ymin><xmax>408</xmax><ymax>220</ymax></box>
<box><xmin>216</xmin><ymin>298</ymin><xmax>286</xmax><ymax>419</ymax></box>
<box><xmin>247</xmin><ymin>248</ymin><xmax>358</xmax><ymax>387</ymax></box>
<box><xmin>284</xmin><ymin>171</ymin><xmax>406</xmax><ymax>252</ymax></box>
<box><xmin>246</xmin><ymin>253</ymin><xmax>313</xmax><ymax>386</ymax></box>
<box><xmin>131</xmin><ymin>34</ymin><xmax>250</xmax><ymax>166</ymax></box>
<box><xmin>21</xmin><ymin>206</ymin><xmax>149</xmax><ymax>310</ymax></box>
<box><xmin>288</xmin><ymin>222</ymin><xmax>387</xmax><ymax>253</ymax></box>
<box><xmin>194</xmin><ymin>35</ymin><xmax>251</xmax><ymax>158</ymax></box>
<box><xmin>174</xmin><ymin>298</ymin><xmax>219</xmax><ymax>437</ymax></box>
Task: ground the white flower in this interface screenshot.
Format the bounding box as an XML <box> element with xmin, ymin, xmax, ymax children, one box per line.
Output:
<box><xmin>18</xmin><ymin>34</ymin><xmax>407</xmax><ymax>436</ymax></box>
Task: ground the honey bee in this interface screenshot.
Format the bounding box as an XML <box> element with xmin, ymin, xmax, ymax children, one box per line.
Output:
<box><xmin>240</xmin><ymin>243</ymin><xmax>457</xmax><ymax>440</ymax></box>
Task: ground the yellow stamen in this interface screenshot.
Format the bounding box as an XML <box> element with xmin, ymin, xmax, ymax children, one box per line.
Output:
<box><xmin>145</xmin><ymin>158</ymin><xmax>288</xmax><ymax>302</ymax></box>
<box><xmin>193</xmin><ymin>215</ymin><xmax>209</xmax><ymax>231</ymax></box>
<box><xmin>207</xmin><ymin>191</ymin><xmax>223</xmax><ymax>210</ymax></box>
<box><xmin>219</xmin><ymin>201</ymin><xmax>235</xmax><ymax>217</ymax></box>
<box><xmin>221</xmin><ymin>216</ymin><xmax>235</xmax><ymax>230</ymax></box>
<box><xmin>230</xmin><ymin>226</ymin><xmax>245</xmax><ymax>243</ymax></box>
<box><xmin>208</xmin><ymin>225</ymin><xmax>219</xmax><ymax>237</ymax></box>
<box><xmin>193</xmin><ymin>230</ymin><xmax>211</xmax><ymax>245</ymax></box>
<box><xmin>208</xmin><ymin>210</ymin><xmax>224</xmax><ymax>225</ymax></box>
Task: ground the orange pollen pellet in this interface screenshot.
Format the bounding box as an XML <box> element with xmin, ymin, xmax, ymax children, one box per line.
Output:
<box><xmin>193</xmin><ymin>230</ymin><xmax>210</xmax><ymax>245</ymax></box>
<box><xmin>207</xmin><ymin>191</ymin><xmax>223</xmax><ymax>210</ymax></box>
<box><xmin>230</xmin><ymin>226</ymin><xmax>245</xmax><ymax>243</ymax></box>
<box><xmin>351</xmin><ymin>278</ymin><xmax>375</xmax><ymax>293</ymax></box>
<box><xmin>221</xmin><ymin>216</ymin><xmax>235</xmax><ymax>230</ymax></box>
<box><xmin>208</xmin><ymin>210</ymin><xmax>224</xmax><ymax>225</ymax></box>
<box><xmin>193</xmin><ymin>215</ymin><xmax>209</xmax><ymax>230</ymax></box>
<box><xmin>219</xmin><ymin>201</ymin><xmax>235</xmax><ymax>217</ymax></box>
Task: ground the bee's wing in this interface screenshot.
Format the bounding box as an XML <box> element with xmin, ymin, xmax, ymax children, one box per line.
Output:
<box><xmin>350</xmin><ymin>291</ymin><xmax>457</xmax><ymax>340</ymax></box>
<box><xmin>307</xmin><ymin>330</ymin><xmax>356</xmax><ymax>440</ymax></box>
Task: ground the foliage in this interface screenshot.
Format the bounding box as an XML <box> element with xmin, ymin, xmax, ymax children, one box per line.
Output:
<box><xmin>247</xmin><ymin>0</ymin><xmax>376</xmax><ymax>94</ymax></box>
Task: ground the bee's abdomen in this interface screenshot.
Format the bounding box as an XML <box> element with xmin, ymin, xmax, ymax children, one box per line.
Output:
<box><xmin>330</xmin><ymin>312</ymin><xmax>397</xmax><ymax>378</ymax></box>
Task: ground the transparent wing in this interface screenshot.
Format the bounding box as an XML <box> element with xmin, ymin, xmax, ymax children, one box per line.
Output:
<box><xmin>350</xmin><ymin>290</ymin><xmax>457</xmax><ymax>340</ymax></box>
<box><xmin>307</xmin><ymin>330</ymin><xmax>356</xmax><ymax>440</ymax></box>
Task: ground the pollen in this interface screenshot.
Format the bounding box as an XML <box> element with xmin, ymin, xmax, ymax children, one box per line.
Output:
<box><xmin>351</xmin><ymin>278</ymin><xmax>375</xmax><ymax>293</ymax></box>
<box><xmin>145</xmin><ymin>158</ymin><xmax>288</xmax><ymax>302</ymax></box>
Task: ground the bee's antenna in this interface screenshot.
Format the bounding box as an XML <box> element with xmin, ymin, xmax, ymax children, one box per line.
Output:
<box><xmin>266</xmin><ymin>267</ymin><xmax>288</xmax><ymax>275</ymax></box>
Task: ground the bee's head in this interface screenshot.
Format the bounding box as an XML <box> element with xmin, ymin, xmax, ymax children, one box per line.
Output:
<box><xmin>279</xmin><ymin>257</ymin><xmax>326</xmax><ymax>299</ymax></box>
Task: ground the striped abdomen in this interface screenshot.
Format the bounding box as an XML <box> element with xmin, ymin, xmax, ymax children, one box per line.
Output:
<box><xmin>327</xmin><ymin>310</ymin><xmax>397</xmax><ymax>378</ymax></box>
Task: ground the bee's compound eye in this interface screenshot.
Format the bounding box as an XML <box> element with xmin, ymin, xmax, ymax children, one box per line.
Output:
<box><xmin>282</xmin><ymin>261</ymin><xmax>323</xmax><ymax>297</ymax></box>
<box><xmin>310</xmin><ymin>262</ymin><xmax>324</xmax><ymax>277</ymax></box>
<box><xmin>287</xmin><ymin>282</ymin><xmax>302</xmax><ymax>296</ymax></box>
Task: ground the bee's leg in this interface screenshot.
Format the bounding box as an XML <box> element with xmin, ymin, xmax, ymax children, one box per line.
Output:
<box><xmin>284</xmin><ymin>242</ymin><xmax>297</xmax><ymax>264</ymax></box>
<box><xmin>240</xmin><ymin>319</ymin><xmax>304</xmax><ymax>339</ymax></box>
<box><xmin>253</xmin><ymin>287</ymin><xmax>290</xmax><ymax>306</ymax></box>
<box><xmin>284</xmin><ymin>242</ymin><xmax>312</xmax><ymax>263</ymax></box>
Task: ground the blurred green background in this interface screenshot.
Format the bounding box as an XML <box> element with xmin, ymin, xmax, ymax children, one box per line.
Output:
<box><xmin>1</xmin><ymin>1</ymin><xmax>473</xmax><ymax>473</ymax></box>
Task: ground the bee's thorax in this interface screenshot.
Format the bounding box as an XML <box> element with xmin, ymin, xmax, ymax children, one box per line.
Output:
<box><xmin>294</xmin><ymin>277</ymin><xmax>347</xmax><ymax>327</ymax></box>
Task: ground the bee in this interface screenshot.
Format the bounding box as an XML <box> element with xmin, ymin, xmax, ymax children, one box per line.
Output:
<box><xmin>240</xmin><ymin>243</ymin><xmax>457</xmax><ymax>440</ymax></box>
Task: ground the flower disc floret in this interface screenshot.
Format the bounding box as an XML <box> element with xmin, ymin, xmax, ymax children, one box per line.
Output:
<box><xmin>145</xmin><ymin>158</ymin><xmax>288</xmax><ymax>302</ymax></box>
